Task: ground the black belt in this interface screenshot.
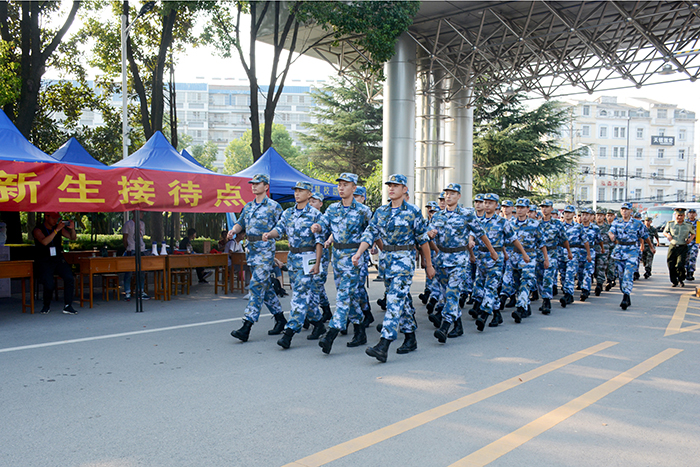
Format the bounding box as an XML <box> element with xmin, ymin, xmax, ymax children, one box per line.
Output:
<box><xmin>617</xmin><ymin>241</ymin><xmax>637</xmax><ymax>246</ymax></box>
<box><xmin>570</xmin><ymin>244</ymin><xmax>584</xmax><ymax>248</ymax></box>
<box><xmin>289</xmin><ymin>246</ymin><xmax>316</xmax><ymax>254</ymax></box>
<box><xmin>383</xmin><ymin>244</ymin><xmax>414</xmax><ymax>252</ymax></box>
<box><xmin>247</xmin><ymin>235</ymin><xmax>264</xmax><ymax>242</ymax></box>
<box><xmin>440</xmin><ymin>244</ymin><xmax>469</xmax><ymax>253</ymax></box>
<box><xmin>334</xmin><ymin>242</ymin><xmax>360</xmax><ymax>250</ymax></box>
<box><xmin>522</xmin><ymin>248</ymin><xmax>536</xmax><ymax>252</ymax></box>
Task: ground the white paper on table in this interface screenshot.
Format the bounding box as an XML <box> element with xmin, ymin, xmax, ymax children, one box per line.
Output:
<box><xmin>301</xmin><ymin>252</ymin><xmax>317</xmax><ymax>275</ymax></box>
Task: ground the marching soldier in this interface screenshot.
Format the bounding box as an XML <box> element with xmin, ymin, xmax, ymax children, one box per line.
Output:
<box><xmin>578</xmin><ymin>208</ymin><xmax>601</xmax><ymax>301</ymax></box>
<box><xmin>428</xmin><ymin>185</ymin><xmax>498</xmax><ymax>340</ymax></box>
<box><xmin>608</xmin><ymin>202</ymin><xmax>656</xmax><ymax>309</ymax></box>
<box><xmin>664</xmin><ymin>207</ymin><xmax>695</xmax><ymax>287</ymax></box>
<box><xmin>229</xmin><ymin>174</ymin><xmax>285</xmax><ymax>342</ymax></box>
<box><xmin>641</xmin><ymin>217</ymin><xmax>660</xmax><ymax>279</ymax></box>
<box><xmin>311</xmin><ymin>173</ymin><xmax>372</xmax><ymax>355</ymax></box>
<box><xmin>594</xmin><ymin>208</ymin><xmax>613</xmax><ymax>295</ymax></box>
<box><xmin>604</xmin><ymin>209</ymin><xmax>618</xmax><ymax>290</ymax></box>
<box><xmin>353</xmin><ymin>185</ymin><xmax>374</xmax><ymax>328</ymax></box>
<box><xmin>685</xmin><ymin>208</ymin><xmax>698</xmax><ymax>280</ymax></box>
<box><xmin>535</xmin><ymin>200</ymin><xmax>571</xmax><ymax>315</ymax></box>
<box><xmin>309</xmin><ymin>192</ymin><xmax>333</xmax><ymax>326</ymax></box>
<box><xmin>353</xmin><ymin>174</ymin><xmax>435</xmax><ymax>362</ymax></box>
<box><xmin>559</xmin><ymin>205</ymin><xmax>590</xmax><ymax>307</ymax></box>
<box><xmin>263</xmin><ymin>181</ymin><xmax>324</xmax><ymax>349</ymax></box>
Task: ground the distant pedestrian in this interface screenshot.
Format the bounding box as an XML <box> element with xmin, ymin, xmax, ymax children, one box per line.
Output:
<box><xmin>663</xmin><ymin>208</ymin><xmax>695</xmax><ymax>287</ymax></box>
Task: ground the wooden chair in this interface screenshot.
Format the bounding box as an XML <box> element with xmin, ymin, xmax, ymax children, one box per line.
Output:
<box><xmin>170</xmin><ymin>269</ymin><xmax>189</xmax><ymax>296</ymax></box>
<box><xmin>229</xmin><ymin>253</ymin><xmax>247</xmax><ymax>293</ymax></box>
<box><xmin>101</xmin><ymin>274</ymin><xmax>120</xmax><ymax>301</ymax></box>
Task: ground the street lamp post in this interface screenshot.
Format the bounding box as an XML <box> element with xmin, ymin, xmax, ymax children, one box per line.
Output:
<box><xmin>625</xmin><ymin>114</ymin><xmax>631</xmax><ymax>202</ymax></box>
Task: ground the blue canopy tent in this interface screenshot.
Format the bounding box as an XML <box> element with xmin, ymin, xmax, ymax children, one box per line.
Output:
<box><xmin>231</xmin><ymin>147</ymin><xmax>339</xmax><ymax>203</ymax></box>
<box><xmin>112</xmin><ymin>131</ymin><xmax>217</xmax><ymax>174</ymax></box>
<box><xmin>50</xmin><ymin>137</ymin><xmax>107</xmax><ymax>167</ymax></box>
<box><xmin>0</xmin><ymin>109</ymin><xmax>58</xmax><ymax>163</ymax></box>
<box><xmin>181</xmin><ymin>149</ymin><xmax>206</xmax><ymax>169</ymax></box>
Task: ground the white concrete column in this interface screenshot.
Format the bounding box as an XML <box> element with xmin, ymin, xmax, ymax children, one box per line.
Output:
<box><xmin>383</xmin><ymin>33</ymin><xmax>417</xmax><ymax>200</ymax></box>
<box><xmin>446</xmin><ymin>82</ymin><xmax>474</xmax><ymax>206</ymax></box>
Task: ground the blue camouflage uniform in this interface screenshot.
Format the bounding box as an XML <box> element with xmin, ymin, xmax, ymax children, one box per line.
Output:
<box><xmin>309</xmin><ymin>192</ymin><xmax>331</xmax><ymax>317</ymax></box>
<box><xmin>430</xmin><ymin>184</ymin><xmax>486</xmax><ymax>326</ymax></box>
<box><xmin>504</xmin><ymin>199</ymin><xmax>542</xmax><ymax>309</ymax></box>
<box><xmin>560</xmin><ymin>206</ymin><xmax>589</xmax><ymax>297</ymax></box>
<box><xmin>499</xmin><ymin>200</ymin><xmax>516</xmax><ymax>301</ymax></box>
<box><xmin>424</xmin><ymin>201</ymin><xmax>442</xmax><ymax>301</ymax></box>
<box><xmin>235</xmin><ymin>177</ymin><xmax>284</xmax><ymax>323</ymax></box>
<box><xmin>609</xmin><ymin>205</ymin><xmax>649</xmax><ymax>295</ymax></box>
<box><xmin>535</xmin><ymin>205</ymin><xmax>567</xmax><ymax>302</ymax></box>
<box><xmin>353</xmin><ymin>186</ymin><xmax>372</xmax><ymax>318</ymax></box>
<box><xmin>272</xmin><ymin>189</ymin><xmax>325</xmax><ymax>333</ymax></box>
<box><xmin>595</xmin><ymin>213</ymin><xmax>614</xmax><ymax>289</ymax></box>
<box><xmin>474</xmin><ymin>194</ymin><xmax>516</xmax><ymax>321</ymax></box>
<box><xmin>317</xmin><ymin>176</ymin><xmax>372</xmax><ymax>331</ymax></box>
<box><xmin>578</xmin><ymin>209</ymin><xmax>600</xmax><ymax>293</ymax></box>
<box><xmin>361</xmin><ymin>198</ymin><xmax>429</xmax><ymax>341</ymax></box>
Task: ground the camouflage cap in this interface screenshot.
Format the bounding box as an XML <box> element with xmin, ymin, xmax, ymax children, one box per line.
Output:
<box><xmin>444</xmin><ymin>183</ymin><xmax>461</xmax><ymax>193</ymax></box>
<box><xmin>353</xmin><ymin>186</ymin><xmax>367</xmax><ymax>197</ymax></box>
<box><xmin>621</xmin><ymin>202</ymin><xmax>633</xmax><ymax>210</ymax></box>
<box><xmin>514</xmin><ymin>198</ymin><xmax>530</xmax><ymax>207</ymax></box>
<box><xmin>336</xmin><ymin>173</ymin><xmax>359</xmax><ymax>184</ymax></box>
<box><xmin>539</xmin><ymin>199</ymin><xmax>554</xmax><ymax>207</ymax></box>
<box><xmin>293</xmin><ymin>181</ymin><xmax>313</xmax><ymax>192</ymax></box>
<box><xmin>501</xmin><ymin>200</ymin><xmax>514</xmax><ymax>207</ymax></box>
<box><xmin>484</xmin><ymin>193</ymin><xmax>500</xmax><ymax>202</ymax></box>
<box><xmin>473</xmin><ymin>193</ymin><xmax>485</xmax><ymax>202</ymax></box>
<box><xmin>385</xmin><ymin>174</ymin><xmax>408</xmax><ymax>186</ymax></box>
<box><xmin>529</xmin><ymin>204</ymin><xmax>537</xmax><ymax>211</ymax></box>
<box><xmin>249</xmin><ymin>173</ymin><xmax>270</xmax><ymax>184</ymax></box>
<box><xmin>563</xmin><ymin>204</ymin><xmax>576</xmax><ymax>213</ymax></box>
<box><xmin>311</xmin><ymin>191</ymin><xmax>324</xmax><ymax>202</ymax></box>
<box><xmin>438</xmin><ymin>191</ymin><xmax>446</xmax><ymax>200</ymax></box>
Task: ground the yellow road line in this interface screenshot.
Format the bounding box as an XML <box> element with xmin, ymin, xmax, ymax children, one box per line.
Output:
<box><xmin>449</xmin><ymin>348</ymin><xmax>683</xmax><ymax>467</ymax></box>
<box><xmin>282</xmin><ymin>341</ymin><xmax>618</xmax><ymax>467</ymax></box>
<box><xmin>665</xmin><ymin>293</ymin><xmax>693</xmax><ymax>336</ymax></box>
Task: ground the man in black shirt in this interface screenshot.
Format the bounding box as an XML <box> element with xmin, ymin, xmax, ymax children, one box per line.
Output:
<box><xmin>33</xmin><ymin>212</ymin><xmax>78</xmax><ymax>314</ymax></box>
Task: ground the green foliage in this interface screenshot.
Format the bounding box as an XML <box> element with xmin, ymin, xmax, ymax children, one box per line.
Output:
<box><xmin>363</xmin><ymin>160</ymin><xmax>384</xmax><ymax>210</ymax></box>
<box><xmin>298</xmin><ymin>77</ymin><xmax>382</xmax><ymax>180</ymax></box>
<box><xmin>0</xmin><ymin>41</ymin><xmax>21</xmax><ymax>107</ymax></box>
<box><xmin>223</xmin><ymin>123</ymin><xmax>300</xmax><ymax>174</ymax></box>
<box><xmin>296</xmin><ymin>1</ymin><xmax>420</xmax><ymax>76</ymax></box>
<box><xmin>473</xmin><ymin>99</ymin><xmax>579</xmax><ymax>200</ymax></box>
<box><xmin>189</xmin><ymin>140</ymin><xmax>219</xmax><ymax>170</ymax></box>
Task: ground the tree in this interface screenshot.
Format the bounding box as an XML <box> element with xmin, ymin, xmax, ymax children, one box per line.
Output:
<box><xmin>223</xmin><ymin>123</ymin><xmax>299</xmax><ymax>175</ymax></box>
<box><xmin>472</xmin><ymin>98</ymin><xmax>579</xmax><ymax>200</ymax></box>
<box><xmin>189</xmin><ymin>140</ymin><xmax>219</xmax><ymax>171</ymax></box>
<box><xmin>299</xmin><ymin>77</ymin><xmax>382</xmax><ymax>180</ymax></box>
<box><xmin>203</xmin><ymin>1</ymin><xmax>419</xmax><ymax>162</ymax></box>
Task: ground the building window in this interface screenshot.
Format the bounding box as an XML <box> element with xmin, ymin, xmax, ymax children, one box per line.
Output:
<box><xmin>656</xmin><ymin>189</ymin><xmax>664</xmax><ymax>201</ymax></box>
<box><xmin>599</xmin><ymin>146</ymin><xmax>607</xmax><ymax>158</ymax></box>
<box><xmin>677</xmin><ymin>190</ymin><xmax>685</xmax><ymax>202</ymax></box>
<box><xmin>679</xmin><ymin>169</ymin><xmax>686</xmax><ymax>180</ymax></box>
<box><xmin>600</xmin><ymin>110</ymin><xmax>608</xmax><ymax>116</ymax></box>
<box><xmin>636</xmin><ymin>127</ymin><xmax>644</xmax><ymax>139</ymax></box>
<box><xmin>657</xmin><ymin>109</ymin><xmax>667</xmax><ymax>118</ymax></box>
<box><xmin>581</xmin><ymin>165</ymin><xmax>591</xmax><ymax>175</ymax></box>
<box><xmin>657</xmin><ymin>149</ymin><xmax>665</xmax><ymax>159</ymax></box>
<box><xmin>583</xmin><ymin>105</ymin><xmax>590</xmax><ymax>116</ymax></box>
<box><xmin>599</xmin><ymin>126</ymin><xmax>608</xmax><ymax>138</ymax></box>
<box><xmin>679</xmin><ymin>129</ymin><xmax>686</xmax><ymax>141</ymax></box>
<box><xmin>580</xmin><ymin>186</ymin><xmax>588</xmax><ymax>200</ymax></box>
<box><xmin>612</xmin><ymin>147</ymin><xmax>625</xmax><ymax>158</ymax></box>
<box><xmin>679</xmin><ymin>149</ymin><xmax>686</xmax><ymax>160</ymax></box>
<box><xmin>636</xmin><ymin>148</ymin><xmax>643</xmax><ymax>159</ymax></box>
<box><xmin>657</xmin><ymin>168</ymin><xmax>665</xmax><ymax>179</ymax></box>
<box><xmin>613</xmin><ymin>127</ymin><xmax>626</xmax><ymax>138</ymax></box>
<box><xmin>634</xmin><ymin>189</ymin><xmax>642</xmax><ymax>200</ymax></box>
<box><xmin>635</xmin><ymin>168</ymin><xmax>643</xmax><ymax>178</ymax></box>
<box><xmin>598</xmin><ymin>167</ymin><xmax>606</xmax><ymax>176</ymax></box>
<box><xmin>582</xmin><ymin>125</ymin><xmax>590</xmax><ymax>136</ymax></box>
<box><xmin>598</xmin><ymin>187</ymin><xmax>606</xmax><ymax>201</ymax></box>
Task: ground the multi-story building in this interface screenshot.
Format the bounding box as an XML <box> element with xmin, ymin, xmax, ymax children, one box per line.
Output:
<box><xmin>175</xmin><ymin>78</ymin><xmax>324</xmax><ymax>170</ymax></box>
<box><xmin>561</xmin><ymin>96</ymin><xmax>697</xmax><ymax>209</ymax></box>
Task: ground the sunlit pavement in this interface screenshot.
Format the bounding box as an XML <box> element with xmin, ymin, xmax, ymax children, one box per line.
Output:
<box><xmin>1</xmin><ymin>247</ymin><xmax>698</xmax><ymax>467</ymax></box>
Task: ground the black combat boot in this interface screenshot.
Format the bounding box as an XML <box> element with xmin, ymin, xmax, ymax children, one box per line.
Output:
<box><xmin>347</xmin><ymin>323</ymin><xmax>367</xmax><ymax>347</ymax></box>
<box><xmin>377</xmin><ymin>295</ymin><xmax>387</xmax><ymax>310</ymax></box>
<box><xmin>469</xmin><ymin>300</ymin><xmax>481</xmax><ymax>319</ymax></box>
<box><xmin>277</xmin><ymin>328</ymin><xmax>294</xmax><ymax>349</ymax></box>
<box><xmin>475</xmin><ymin>311</ymin><xmax>489</xmax><ymax>332</ymax></box>
<box><xmin>580</xmin><ymin>289</ymin><xmax>589</xmax><ymax>301</ymax></box>
<box><xmin>231</xmin><ymin>319</ymin><xmax>254</xmax><ymax>342</ymax></box>
<box><xmin>530</xmin><ymin>290</ymin><xmax>539</xmax><ymax>301</ymax></box>
<box><xmin>426</xmin><ymin>297</ymin><xmax>438</xmax><ymax>314</ymax></box>
<box><xmin>434</xmin><ymin>320</ymin><xmax>451</xmax><ymax>343</ymax></box>
<box><xmin>459</xmin><ymin>292</ymin><xmax>468</xmax><ymax>309</ymax></box>
<box><xmin>303</xmin><ymin>317</ymin><xmax>311</xmax><ymax>330</ymax></box>
<box><xmin>319</xmin><ymin>327</ymin><xmax>339</xmax><ymax>354</ymax></box>
<box><xmin>633</xmin><ymin>271</ymin><xmax>640</xmax><ymax>281</ymax></box>
<box><xmin>541</xmin><ymin>298</ymin><xmax>551</xmax><ymax>315</ymax></box>
<box><xmin>594</xmin><ymin>284</ymin><xmax>602</xmax><ymax>296</ymax></box>
<box><xmin>524</xmin><ymin>304</ymin><xmax>532</xmax><ymax>317</ymax></box>
<box><xmin>396</xmin><ymin>333</ymin><xmax>417</xmax><ymax>354</ymax></box>
<box><xmin>512</xmin><ymin>307</ymin><xmax>524</xmax><ymax>323</ymax></box>
<box><xmin>489</xmin><ymin>310</ymin><xmax>503</xmax><ymax>327</ymax></box>
<box><xmin>552</xmin><ymin>285</ymin><xmax>558</xmax><ymax>296</ymax></box>
<box><xmin>498</xmin><ymin>295</ymin><xmax>507</xmax><ymax>311</ymax></box>
<box><xmin>428</xmin><ymin>310</ymin><xmax>442</xmax><ymax>328</ymax></box>
<box><xmin>419</xmin><ymin>289</ymin><xmax>431</xmax><ymax>304</ymax></box>
<box><xmin>447</xmin><ymin>317</ymin><xmax>464</xmax><ymax>338</ymax></box>
<box><xmin>620</xmin><ymin>293</ymin><xmax>631</xmax><ymax>310</ymax></box>
<box><xmin>268</xmin><ymin>313</ymin><xmax>287</xmax><ymax>335</ymax></box>
<box><xmin>505</xmin><ymin>295</ymin><xmax>517</xmax><ymax>308</ymax></box>
<box><xmin>366</xmin><ymin>338</ymin><xmax>391</xmax><ymax>362</ymax></box>
<box><xmin>362</xmin><ymin>309</ymin><xmax>374</xmax><ymax>329</ymax></box>
<box><xmin>307</xmin><ymin>320</ymin><xmax>326</xmax><ymax>340</ymax></box>
<box><xmin>321</xmin><ymin>304</ymin><xmax>332</xmax><ymax>323</ymax></box>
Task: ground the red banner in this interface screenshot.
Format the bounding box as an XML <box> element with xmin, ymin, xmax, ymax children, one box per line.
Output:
<box><xmin>0</xmin><ymin>161</ymin><xmax>254</xmax><ymax>213</ymax></box>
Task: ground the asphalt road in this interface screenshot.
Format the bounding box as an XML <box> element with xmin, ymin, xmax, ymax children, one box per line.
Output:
<box><xmin>1</xmin><ymin>247</ymin><xmax>698</xmax><ymax>467</ymax></box>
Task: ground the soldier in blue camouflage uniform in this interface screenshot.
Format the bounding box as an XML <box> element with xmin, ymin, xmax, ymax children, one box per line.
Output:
<box><xmin>594</xmin><ymin>208</ymin><xmax>613</xmax><ymax>295</ymax></box>
<box><xmin>577</xmin><ymin>208</ymin><xmax>601</xmax><ymax>301</ymax></box>
<box><xmin>471</xmin><ymin>193</ymin><xmax>529</xmax><ymax>331</ymax></box>
<box><xmin>419</xmin><ymin>201</ymin><xmax>441</xmax><ymax>306</ymax></box>
<box><xmin>263</xmin><ymin>181</ymin><xmax>324</xmax><ymax>349</ymax></box>
<box><xmin>505</xmin><ymin>198</ymin><xmax>548</xmax><ymax>322</ymax></box>
<box><xmin>608</xmin><ymin>202</ymin><xmax>656</xmax><ymax>309</ymax></box>
<box><xmin>467</xmin><ymin>193</ymin><xmax>487</xmax><ymax>316</ymax></box>
<box><xmin>685</xmin><ymin>208</ymin><xmax>698</xmax><ymax>281</ymax></box>
<box><xmin>353</xmin><ymin>174</ymin><xmax>434</xmax><ymax>362</ymax></box>
<box><xmin>230</xmin><ymin>174</ymin><xmax>285</xmax><ymax>342</ymax></box>
<box><xmin>311</xmin><ymin>173</ymin><xmax>372</xmax><ymax>354</ymax></box>
<box><xmin>498</xmin><ymin>200</ymin><xmax>517</xmax><ymax>309</ymax></box>
<box><xmin>353</xmin><ymin>185</ymin><xmax>375</xmax><ymax>328</ymax></box>
<box><xmin>309</xmin><ymin>192</ymin><xmax>332</xmax><ymax>326</ymax></box>
<box><xmin>535</xmin><ymin>200</ymin><xmax>571</xmax><ymax>315</ymax></box>
<box><xmin>429</xmin><ymin>185</ymin><xmax>498</xmax><ymax>340</ymax></box>
<box><xmin>558</xmin><ymin>205</ymin><xmax>591</xmax><ymax>307</ymax></box>
<box><xmin>604</xmin><ymin>209</ymin><xmax>619</xmax><ymax>290</ymax></box>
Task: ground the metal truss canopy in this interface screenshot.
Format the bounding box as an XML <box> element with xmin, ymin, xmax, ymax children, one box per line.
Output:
<box><xmin>283</xmin><ymin>1</ymin><xmax>700</xmax><ymax>103</ymax></box>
